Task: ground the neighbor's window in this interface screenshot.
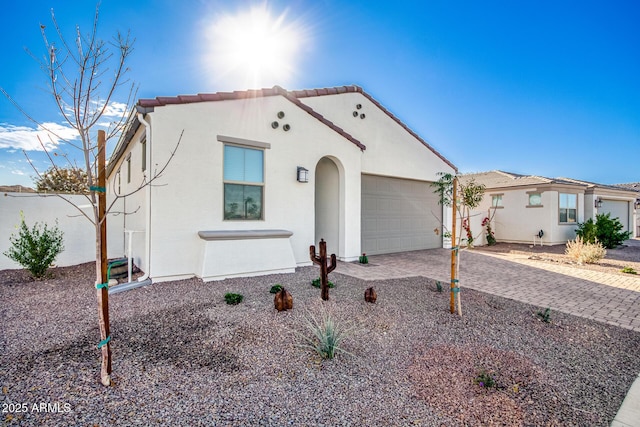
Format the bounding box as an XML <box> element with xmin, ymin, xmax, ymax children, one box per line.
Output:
<box><xmin>559</xmin><ymin>193</ymin><xmax>577</xmax><ymax>223</ymax></box>
<box><xmin>141</xmin><ymin>137</ymin><xmax>147</xmax><ymax>172</ymax></box>
<box><xmin>491</xmin><ymin>195</ymin><xmax>503</xmax><ymax>207</ymax></box>
<box><xmin>223</xmin><ymin>145</ymin><xmax>264</xmax><ymax>220</ymax></box>
<box><xmin>126</xmin><ymin>154</ymin><xmax>131</xmax><ymax>184</ymax></box>
<box><xmin>528</xmin><ymin>193</ymin><xmax>542</xmax><ymax>206</ymax></box>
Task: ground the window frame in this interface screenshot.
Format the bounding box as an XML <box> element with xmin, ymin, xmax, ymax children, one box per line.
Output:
<box><xmin>222</xmin><ymin>142</ymin><xmax>266</xmax><ymax>221</ymax></box>
<box><xmin>126</xmin><ymin>153</ymin><xmax>131</xmax><ymax>184</ymax></box>
<box><xmin>558</xmin><ymin>193</ymin><xmax>578</xmax><ymax>224</ymax></box>
<box><xmin>141</xmin><ymin>137</ymin><xmax>147</xmax><ymax>172</ymax></box>
<box><xmin>491</xmin><ymin>194</ymin><xmax>504</xmax><ymax>208</ymax></box>
<box><xmin>526</xmin><ymin>192</ymin><xmax>543</xmax><ymax>208</ymax></box>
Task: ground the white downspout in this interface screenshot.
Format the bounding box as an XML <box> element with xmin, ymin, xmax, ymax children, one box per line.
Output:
<box><xmin>137</xmin><ymin>111</ymin><xmax>152</xmax><ymax>282</ymax></box>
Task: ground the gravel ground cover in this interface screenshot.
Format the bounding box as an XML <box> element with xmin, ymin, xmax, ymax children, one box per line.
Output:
<box><xmin>2</xmin><ymin>263</ymin><xmax>640</xmax><ymax>426</ymax></box>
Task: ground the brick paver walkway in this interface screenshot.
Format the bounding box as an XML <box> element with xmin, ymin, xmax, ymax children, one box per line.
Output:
<box><xmin>337</xmin><ymin>247</ymin><xmax>640</xmax><ymax>332</ymax></box>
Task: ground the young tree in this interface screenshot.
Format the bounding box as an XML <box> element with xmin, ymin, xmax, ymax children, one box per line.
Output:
<box><xmin>2</xmin><ymin>4</ymin><xmax>179</xmax><ymax>386</ymax></box>
<box><xmin>432</xmin><ymin>173</ymin><xmax>487</xmax><ymax>315</ymax></box>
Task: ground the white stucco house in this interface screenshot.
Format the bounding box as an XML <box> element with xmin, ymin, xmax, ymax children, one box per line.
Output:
<box><xmin>463</xmin><ymin>171</ymin><xmax>638</xmax><ymax>246</ymax></box>
<box><xmin>106</xmin><ymin>85</ymin><xmax>457</xmax><ymax>282</ymax></box>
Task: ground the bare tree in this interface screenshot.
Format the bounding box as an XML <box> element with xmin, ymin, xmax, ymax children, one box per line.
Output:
<box><xmin>2</xmin><ymin>4</ymin><xmax>180</xmax><ymax>386</ymax></box>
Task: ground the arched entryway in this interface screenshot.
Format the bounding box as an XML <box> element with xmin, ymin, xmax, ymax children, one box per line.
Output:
<box><xmin>315</xmin><ymin>157</ymin><xmax>341</xmax><ymax>256</ymax></box>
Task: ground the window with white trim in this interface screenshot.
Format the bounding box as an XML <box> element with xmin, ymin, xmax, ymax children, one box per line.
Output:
<box><xmin>223</xmin><ymin>145</ymin><xmax>264</xmax><ymax>220</ymax></box>
<box><xmin>559</xmin><ymin>193</ymin><xmax>577</xmax><ymax>223</ymax></box>
<box><xmin>491</xmin><ymin>195</ymin><xmax>503</xmax><ymax>207</ymax></box>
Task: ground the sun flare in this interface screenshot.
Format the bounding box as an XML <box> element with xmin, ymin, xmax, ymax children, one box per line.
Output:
<box><xmin>204</xmin><ymin>5</ymin><xmax>306</xmax><ymax>89</ymax></box>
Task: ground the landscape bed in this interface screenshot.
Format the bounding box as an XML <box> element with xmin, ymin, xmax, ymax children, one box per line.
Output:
<box><xmin>1</xmin><ymin>263</ymin><xmax>639</xmax><ymax>426</ymax></box>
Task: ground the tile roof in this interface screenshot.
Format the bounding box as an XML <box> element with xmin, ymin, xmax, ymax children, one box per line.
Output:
<box><xmin>464</xmin><ymin>171</ymin><xmax>639</xmax><ymax>197</ymax></box>
<box><xmin>460</xmin><ymin>170</ymin><xmax>575</xmax><ymax>189</ymax></box>
<box><xmin>137</xmin><ymin>85</ymin><xmax>456</xmax><ymax>170</ymax></box>
<box><xmin>614</xmin><ymin>182</ymin><xmax>640</xmax><ymax>193</ymax></box>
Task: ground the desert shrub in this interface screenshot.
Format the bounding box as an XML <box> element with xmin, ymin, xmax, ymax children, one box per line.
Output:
<box><xmin>621</xmin><ymin>267</ymin><xmax>637</xmax><ymax>275</ymax></box>
<box><xmin>359</xmin><ymin>253</ymin><xmax>368</xmax><ymax>264</ymax></box>
<box><xmin>575</xmin><ymin>213</ymin><xmax>631</xmax><ymax>249</ymax></box>
<box><xmin>537</xmin><ymin>307</ymin><xmax>551</xmax><ymax>323</ymax></box>
<box><xmin>224</xmin><ymin>293</ymin><xmax>243</xmax><ymax>305</ymax></box>
<box><xmin>270</xmin><ymin>284</ymin><xmax>283</xmax><ymax>294</ymax></box>
<box><xmin>311</xmin><ymin>278</ymin><xmax>334</xmax><ymax>288</ymax></box>
<box><xmin>474</xmin><ymin>369</ymin><xmax>497</xmax><ymax>389</ymax></box>
<box><xmin>3</xmin><ymin>215</ymin><xmax>64</xmax><ymax>278</ymax></box>
<box><xmin>565</xmin><ymin>236</ymin><xmax>606</xmax><ymax>264</ymax></box>
<box><xmin>298</xmin><ymin>311</ymin><xmax>352</xmax><ymax>360</ymax></box>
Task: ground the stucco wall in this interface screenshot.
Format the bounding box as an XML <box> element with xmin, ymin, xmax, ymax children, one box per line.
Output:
<box><xmin>142</xmin><ymin>95</ymin><xmax>364</xmax><ymax>281</ymax></box>
<box><xmin>1</xmin><ymin>193</ymin><xmax>124</xmax><ymax>271</ymax></box>
<box><xmin>482</xmin><ymin>189</ymin><xmax>582</xmax><ymax>245</ymax></box>
<box><xmin>299</xmin><ymin>92</ymin><xmax>456</xmax><ymax>181</ymax></box>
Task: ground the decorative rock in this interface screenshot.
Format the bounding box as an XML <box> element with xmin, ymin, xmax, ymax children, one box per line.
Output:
<box><xmin>274</xmin><ymin>288</ymin><xmax>293</xmax><ymax>311</ymax></box>
<box><xmin>364</xmin><ymin>287</ymin><xmax>377</xmax><ymax>303</ymax></box>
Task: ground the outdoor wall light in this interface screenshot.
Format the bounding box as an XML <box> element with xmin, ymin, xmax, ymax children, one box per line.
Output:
<box><xmin>595</xmin><ymin>198</ymin><xmax>603</xmax><ymax>208</ymax></box>
<box><xmin>635</xmin><ymin>201</ymin><xmax>640</xmax><ymax>210</ymax></box>
<box><xmin>297</xmin><ymin>166</ymin><xmax>309</xmax><ymax>183</ymax></box>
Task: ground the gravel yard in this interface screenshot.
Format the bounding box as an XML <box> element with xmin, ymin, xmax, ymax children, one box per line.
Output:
<box><xmin>2</xmin><ymin>262</ymin><xmax>640</xmax><ymax>426</ymax></box>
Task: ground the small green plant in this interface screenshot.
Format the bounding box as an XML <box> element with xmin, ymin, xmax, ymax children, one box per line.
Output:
<box><xmin>474</xmin><ymin>369</ymin><xmax>496</xmax><ymax>389</ymax></box>
<box><xmin>298</xmin><ymin>310</ymin><xmax>353</xmax><ymax>360</ymax></box>
<box><xmin>270</xmin><ymin>284</ymin><xmax>283</xmax><ymax>293</ymax></box>
<box><xmin>224</xmin><ymin>293</ymin><xmax>243</xmax><ymax>305</ymax></box>
<box><xmin>565</xmin><ymin>236</ymin><xmax>606</xmax><ymax>264</ymax></box>
<box><xmin>3</xmin><ymin>214</ymin><xmax>64</xmax><ymax>279</ymax></box>
<box><xmin>435</xmin><ymin>281</ymin><xmax>443</xmax><ymax>292</ymax></box>
<box><xmin>359</xmin><ymin>253</ymin><xmax>368</xmax><ymax>264</ymax></box>
<box><xmin>621</xmin><ymin>266</ymin><xmax>637</xmax><ymax>275</ymax></box>
<box><xmin>537</xmin><ymin>307</ymin><xmax>551</xmax><ymax>323</ymax></box>
<box><xmin>311</xmin><ymin>278</ymin><xmax>334</xmax><ymax>288</ymax></box>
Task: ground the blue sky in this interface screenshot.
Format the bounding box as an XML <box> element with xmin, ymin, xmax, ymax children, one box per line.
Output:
<box><xmin>1</xmin><ymin>0</ymin><xmax>638</xmax><ymax>187</ymax></box>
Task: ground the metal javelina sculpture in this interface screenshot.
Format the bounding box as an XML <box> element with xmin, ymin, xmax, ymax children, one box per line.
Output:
<box><xmin>274</xmin><ymin>287</ymin><xmax>293</xmax><ymax>311</ymax></box>
<box><xmin>364</xmin><ymin>287</ymin><xmax>377</xmax><ymax>303</ymax></box>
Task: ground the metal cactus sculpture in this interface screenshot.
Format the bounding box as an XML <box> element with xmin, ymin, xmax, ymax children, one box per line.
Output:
<box><xmin>310</xmin><ymin>239</ymin><xmax>337</xmax><ymax>301</ymax></box>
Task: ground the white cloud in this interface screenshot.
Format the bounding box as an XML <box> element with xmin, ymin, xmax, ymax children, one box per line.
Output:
<box><xmin>0</xmin><ymin>122</ymin><xmax>79</xmax><ymax>151</ymax></box>
<box><xmin>102</xmin><ymin>101</ymin><xmax>129</xmax><ymax>118</ymax></box>
<box><xmin>11</xmin><ymin>169</ymin><xmax>26</xmax><ymax>176</ymax></box>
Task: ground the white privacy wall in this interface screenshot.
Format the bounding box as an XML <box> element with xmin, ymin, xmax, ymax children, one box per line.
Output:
<box><xmin>0</xmin><ymin>193</ymin><xmax>125</xmax><ymax>271</ymax></box>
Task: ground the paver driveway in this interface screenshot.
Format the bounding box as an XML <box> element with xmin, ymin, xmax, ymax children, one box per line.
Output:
<box><xmin>337</xmin><ymin>245</ymin><xmax>640</xmax><ymax>332</ymax></box>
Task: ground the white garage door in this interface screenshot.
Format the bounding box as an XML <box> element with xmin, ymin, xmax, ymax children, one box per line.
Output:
<box><xmin>601</xmin><ymin>200</ymin><xmax>630</xmax><ymax>232</ymax></box>
<box><xmin>361</xmin><ymin>174</ymin><xmax>442</xmax><ymax>255</ymax></box>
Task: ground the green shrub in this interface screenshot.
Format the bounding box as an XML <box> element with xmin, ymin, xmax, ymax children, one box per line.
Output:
<box><xmin>311</xmin><ymin>278</ymin><xmax>334</xmax><ymax>288</ymax></box>
<box><xmin>3</xmin><ymin>215</ymin><xmax>64</xmax><ymax>278</ymax></box>
<box><xmin>565</xmin><ymin>236</ymin><xmax>606</xmax><ymax>264</ymax></box>
<box><xmin>270</xmin><ymin>284</ymin><xmax>283</xmax><ymax>294</ymax></box>
<box><xmin>224</xmin><ymin>293</ymin><xmax>243</xmax><ymax>305</ymax></box>
<box><xmin>298</xmin><ymin>311</ymin><xmax>352</xmax><ymax>360</ymax></box>
<box><xmin>621</xmin><ymin>267</ymin><xmax>637</xmax><ymax>275</ymax></box>
<box><xmin>537</xmin><ymin>307</ymin><xmax>551</xmax><ymax>323</ymax></box>
<box><xmin>575</xmin><ymin>213</ymin><xmax>631</xmax><ymax>249</ymax></box>
<box><xmin>474</xmin><ymin>369</ymin><xmax>496</xmax><ymax>389</ymax></box>
<box><xmin>359</xmin><ymin>253</ymin><xmax>368</xmax><ymax>264</ymax></box>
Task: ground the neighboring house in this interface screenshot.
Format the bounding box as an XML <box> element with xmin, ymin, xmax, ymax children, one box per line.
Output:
<box><xmin>461</xmin><ymin>171</ymin><xmax>638</xmax><ymax>246</ymax></box>
<box><xmin>106</xmin><ymin>85</ymin><xmax>457</xmax><ymax>282</ymax></box>
<box><xmin>614</xmin><ymin>182</ymin><xmax>640</xmax><ymax>238</ymax></box>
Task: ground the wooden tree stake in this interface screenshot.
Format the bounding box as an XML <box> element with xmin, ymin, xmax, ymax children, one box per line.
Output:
<box><xmin>96</xmin><ymin>130</ymin><xmax>112</xmax><ymax>385</ymax></box>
